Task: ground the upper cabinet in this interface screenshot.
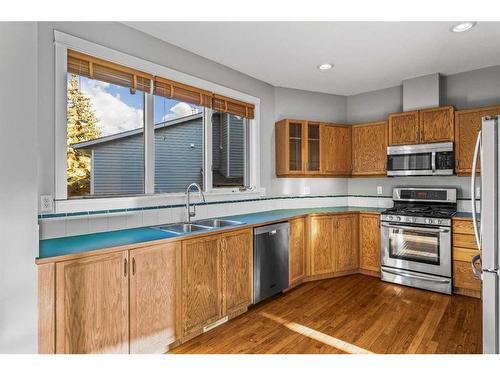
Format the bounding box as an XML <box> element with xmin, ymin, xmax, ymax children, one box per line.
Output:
<box><xmin>388</xmin><ymin>106</ymin><xmax>454</xmax><ymax>146</ymax></box>
<box><xmin>275</xmin><ymin>119</ymin><xmax>350</xmax><ymax>177</ymax></box>
<box><xmin>351</xmin><ymin>121</ymin><xmax>388</xmax><ymax>176</ymax></box>
<box><xmin>419</xmin><ymin>106</ymin><xmax>454</xmax><ymax>143</ymax></box>
<box><xmin>320</xmin><ymin>123</ymin><xmax>352</xmax><ymax>176</ymax></box>
<box><xmin>388</xmin><ymin>110</ymin><xmax>420</xmax><ymax>145</ymax></box>
<box><xmin>455</xmin><ymin>105</ymin><xmax>500</xmax><ymax>176</ymax></box>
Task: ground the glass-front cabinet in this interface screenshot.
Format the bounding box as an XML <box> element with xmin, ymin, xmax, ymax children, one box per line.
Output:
<box><xmin>275</xmin><ymin>119</ymin><xmax>321</xmax><ymax>176</ymax></box>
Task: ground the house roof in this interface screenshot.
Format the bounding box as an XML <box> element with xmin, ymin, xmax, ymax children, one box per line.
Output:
<box><xmin>72</xmin><ymin>112</ymin><xmax>203</xmax><ymax>149</ymax></box>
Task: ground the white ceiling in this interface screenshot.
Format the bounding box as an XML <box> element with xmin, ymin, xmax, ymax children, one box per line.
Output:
<box><xmin>124</xmin><ymin>22</ymin><xmax>500</xmax><ymax>96</ymax></box>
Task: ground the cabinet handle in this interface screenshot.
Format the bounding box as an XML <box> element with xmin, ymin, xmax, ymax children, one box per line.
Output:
<box><xmin>124</xmin><ymin>258</ymin><xmax>128</xmax><ymax>277</ymax></box>
<box><xmin>132</xmin><ymin>257</ymin><xmax>136</xmax><ymax>275</ymax></box>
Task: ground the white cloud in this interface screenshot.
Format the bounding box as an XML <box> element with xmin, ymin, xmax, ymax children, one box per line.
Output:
<box><xmin>80</xmin><ymin>79</ymin><xmax>143</xmax><ymax>136</ymax></box>
<box><xmin>162</xmin><ymin>102</ymin><xmax>199</xmax><ymax>122</ymax></box>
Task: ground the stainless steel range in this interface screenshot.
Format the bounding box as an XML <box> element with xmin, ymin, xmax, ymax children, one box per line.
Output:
<box><xmin>380</xmin><ymin>187</ymin><xmax>457</xmax><ymax>294</ymax></box>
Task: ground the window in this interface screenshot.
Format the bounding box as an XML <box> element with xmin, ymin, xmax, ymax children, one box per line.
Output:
<box><xmin>211</xmin><ymin>112</ymin><xmax>247</xmax><ymax>188</ymax></box>
<box><xmin>66</xmin><ymin>73</ymin><xmax>145</xmax><ymax>197</ymax></box>
<box><xmin>56</xmin><ymin>33</ymin><xmax>260</xmax><ymax>206</ymax></box>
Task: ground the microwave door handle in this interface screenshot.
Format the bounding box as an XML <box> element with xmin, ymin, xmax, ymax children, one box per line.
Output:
<box><xmin>381</xmin><ymin>223</ymin><xmax>450</xmax><ymax>233</ymax></box>
<box><xmin>470</xmin><ymin>130</ymin><xmax>482</xmax><ymax>251</ymax></box>
<box><xmin>431</xmin><ymin>152</ymin><xmax>436</xmax><ymax>173</ymax></box>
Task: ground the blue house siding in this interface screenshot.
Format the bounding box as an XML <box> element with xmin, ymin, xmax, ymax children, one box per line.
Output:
<box><xmin>154</xmin><ymin>117</ymin><xmax>203</xmax><ymax>193</ymax></box>
<box><xmin>91</xmin><ymin>135</ymin><xmax>145</xmax><ymax>195</ymax></box>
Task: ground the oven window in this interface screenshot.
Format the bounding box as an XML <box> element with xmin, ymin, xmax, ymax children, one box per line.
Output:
<box><xmin>389</xmin><ymin>227</ymin><xmax>440</xmax><ymax>265</ymax></box>
<box><xmin>388</xmin><ymin>153</ymin><xmax>432</xmax><ymax>171</ymax></box>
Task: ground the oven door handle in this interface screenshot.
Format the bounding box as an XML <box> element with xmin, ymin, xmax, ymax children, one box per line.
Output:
<box><xmin>381</xmin><ymin>223</ymin><xmax>450</xmax><ymax>233</ymax></box>
<box><xmin>383</xmin><ymin>268</ymin><xmax>450</xmax><ymax>284</ymax></box>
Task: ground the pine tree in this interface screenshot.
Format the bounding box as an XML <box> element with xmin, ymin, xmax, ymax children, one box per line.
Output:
<box><xmin>67</xmin><ymin>74</ymin><xmax>101</xmax><ymax>196</ymax></box>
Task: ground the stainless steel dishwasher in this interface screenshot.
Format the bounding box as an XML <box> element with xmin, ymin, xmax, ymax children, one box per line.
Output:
<box><xmin>253</xmin><ymin>222</ymin><xmax>289</xmax><ymax>304</ymax></box>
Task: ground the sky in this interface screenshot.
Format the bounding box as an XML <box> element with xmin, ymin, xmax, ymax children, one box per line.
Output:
<box><xmin>70</xmin><ymin>74</ymin><xmax>200</xmax><ymax>137</ymax></box>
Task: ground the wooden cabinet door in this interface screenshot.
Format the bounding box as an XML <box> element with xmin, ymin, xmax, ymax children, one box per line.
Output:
<box><xmin>351</xmin><ymin>121</ymin><xmax>388</xmax><ymax>176</ymax></box>
<box><xmin>359</xmin><ymin>213</ymin><xmax>381</xmax><ymax>272</ymax></box>
<box><xmin>321</xmin><ymin>124</ymin><xmax>352</xmax><ymax>175</ymax></box>
<box><xmin>455</xmin><ymin>106</ymin><xmax>500</xmax><ymax>175</ymax></box>
<box><xmin>289</xmin><ymin>217</ymin><xmax>306</xmax><ymax>285</ymax></box>
<box><xmin>305</xmin><ymin>122</ymin><xmax>321</xmax><ymax>173</ymax></box>
<box><xmin>129</xmin><ymin>242</ymin><xmax>180</xmax><ymax>354</ymax></box>
<box><xmin>388</xmin><ymin>111</ymin><xmax>420</xmax><ymax>145</ymax></box>
<box><xmin>275</xmin><ymin>119</ymin><xmax>306</xmax><ymax>176</ymax></box>
<box><xmin>309</xmin><ymin>216</ymin><xmax>334</xmax><ymax>275</ymax></box>
<box><xmin>55</xmin><ymin>252</ymin><xmax>129</xmax><ymax>354</ymax></box>
<box><xmin>222</xmin><ymin>229</ymin><xmax>253</xmax><ymax>316</ymax></box>
<box><xmin>419</xmin><ymin>106</ymin><xmax>454</xmax><ymax>143</ymax></box>
<box><xmin>334</xmin><ymin>215</ymin><xmax>359</xmax><ymax>272</ymax></box>
<box><xmin>181</xmin><ymin>234</ymin><xmax>223</xmax><ymax>337</ymax></box>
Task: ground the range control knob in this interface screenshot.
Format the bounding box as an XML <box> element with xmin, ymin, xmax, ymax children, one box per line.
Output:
<box><xmin>437</xmin><ymin>219</ymin><xmax>443</xmax><ymax>225</ymax></box>
<box><xmin>425</xmin><ymin>218</ymin><xmax>433</xmax><ymax>224</ymax></box>
<box><xmin>396</xmin><ymin>216</ymin><xmax>402</xmax><ymax>221</ymax></box>
<box><xmin>412</xmin><ymin>217</ymin><xmax>418</xmax><ymax>223</ymax></box>
<box><xmin>387</xmin><ymin>215</ymin><xmax>393</xmax><ymax>221</ymax></box>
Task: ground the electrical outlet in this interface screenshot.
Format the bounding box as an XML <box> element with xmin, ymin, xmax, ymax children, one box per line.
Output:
<box><xmin>377</xmin><ymin>186</ymin><xmax>383</xmax><ymax>195</ymax></box>
<box><xmin>40</xmin><ymin>195</ymin><xmax>53</xmax><ymax>212</ymax></box>
<box><xmin>476</xmin><ymin>187</ymin><xmax>481</xmax><ymax>199</ymax></box>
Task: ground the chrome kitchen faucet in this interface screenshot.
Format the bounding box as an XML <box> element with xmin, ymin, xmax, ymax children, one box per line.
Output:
<box><xmin>185</xmin><ymin>183</ymin><xmax>206</xmax><ymax>223</ymax></box>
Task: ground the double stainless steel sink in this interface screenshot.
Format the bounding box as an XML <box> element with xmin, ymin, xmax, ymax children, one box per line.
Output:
<box><xmin>153</xmin><ymin>219</ymin><xmax>244</xmax><ymax>235</ymax></box>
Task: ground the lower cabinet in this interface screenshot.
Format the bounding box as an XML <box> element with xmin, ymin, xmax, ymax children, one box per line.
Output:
<box><xmin>45</xmin><ymin>242</ymin><xmax>180</xmax><ymax>354</ymax></box>
<box><xmin>289</xmin><ymin>217</ymin><xmax>306</xmax><ymax>285</ymax></box>
<box><xmin>222</xmin><ymin>229</ymin><xmax>253</xmax><ymax>317</ymax></box>
<box><xmin>181</xmin><ymin>228</ymin><xmax>253</xmax><ymax>338</ymax></box>
<box><xmin>335</xmin><ymin>215</ymin><xmax>359</xmax><ymax>272</ymax></box>
<box><xmin>309</xmin><ymin>214</ymin><xmax>359</xmax><ymax>276</ymax></box>
<box><xmin>452</xmin><ymin>218</ymin><xmax>481</xmax><ymax>297</ymax></box>
<box><xmin>55</xmin><ymin>252</ymin><xmax>130</xmax><ymax>354</ymax></box>
<box><xmin>181</xmin><ymin>234</ymin><xmax>223</xmax><ymax>338</ymax></box>
<box><xmin>359</xmin><ymin>213</ymin><xmax>381</xmax><ymax>273</ymax></box>
<box><xmin>129</xmin><ymin>242</ymin><xmax>180</xmax><ymax>354</ymax></box>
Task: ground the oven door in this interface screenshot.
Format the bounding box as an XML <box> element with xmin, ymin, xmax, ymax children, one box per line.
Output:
<box><xmin>381</xmin><ymin>222</ymin><xmax>451</xmax><ymax>277</ymax></box>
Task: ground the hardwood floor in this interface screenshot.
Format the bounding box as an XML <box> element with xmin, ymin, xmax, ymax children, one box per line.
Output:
<box><xmin>171</xmin><ymin>274</ymin><xmax>482</xmax><ymax>354</ymax></box>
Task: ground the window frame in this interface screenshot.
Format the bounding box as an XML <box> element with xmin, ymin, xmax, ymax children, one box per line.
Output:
<box><xmin>54</xmin><ymin>31</ymin><xmax>261</xmax><ymax>213</ymax></box>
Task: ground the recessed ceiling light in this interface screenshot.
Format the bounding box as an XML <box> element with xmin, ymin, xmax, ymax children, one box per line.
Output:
<box><xmin>450</xmin><ymin>22</ymin><xmax>476</xmax><ymax>33</ymax></box>
<box><xmin>318</xmin><ymin>63</ymin><xmax>333</xmax><ymax>71</ymax></box>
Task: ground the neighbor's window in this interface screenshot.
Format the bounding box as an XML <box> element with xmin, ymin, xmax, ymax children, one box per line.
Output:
<box><xmin>153</xmin><ymin>96</ymin><xmax>204</xmax><ymax>193</ymax></box>
<box><xmin>211</xmin><ymin>112</ymin><xmax>246</xmax><ymax>188</ymax></box>
<box><xmin>66</xmin><ymin>73</ymin><xmax>145</xmax><ymax>197</ymax></box>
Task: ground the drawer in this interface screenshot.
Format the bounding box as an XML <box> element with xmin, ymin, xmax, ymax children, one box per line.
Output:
<box><xmin>452</xmin><ymin>218</ymin><xmax>475</xmax><ymax>235</ymax></box>
<box><xmin>453</xmin><ymin>260</ymin><xmax>481</xmax><ymax>291</ymax></box>
<box><xmin>453</xmin><ymin>246</ymin><xmax>479</xmax><ymax>262</ymax></box>
<box><xmin>453</xmin><ymin>233</ymin><xmax>479</xmax><ymax>249</ymax></box>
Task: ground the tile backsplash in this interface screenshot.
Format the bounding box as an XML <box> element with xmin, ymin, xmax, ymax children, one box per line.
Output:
<box><xmin>38</xmin><ymin>194</ymin><xmax>475</xmax><ymax>240</ymax></box>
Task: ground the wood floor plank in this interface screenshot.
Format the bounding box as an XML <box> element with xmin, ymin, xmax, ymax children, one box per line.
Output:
<box><xmin>171</xmin><ymin>275</ymin><xmax>482</xmax><ymax>354</ymax></box>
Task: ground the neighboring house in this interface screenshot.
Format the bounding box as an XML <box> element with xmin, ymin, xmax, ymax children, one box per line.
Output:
<box><xmin>72</xmin><ymin>112</ymin><xmax>244</xmax><ymax>195</ymax></box>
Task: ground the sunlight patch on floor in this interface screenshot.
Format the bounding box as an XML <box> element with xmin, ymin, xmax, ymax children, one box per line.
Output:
<box><xmin>259</xmin><ymin>312</ymin><xmax>373</xmax><ymax>354</ymax></box>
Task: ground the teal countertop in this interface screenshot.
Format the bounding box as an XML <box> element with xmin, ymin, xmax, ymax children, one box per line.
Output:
<box><xmin>38</xmin><ymin>206</ymin><xmax>384</xmax><ymax>260</ymax></box>
<box><xmin>453</xmin><ymin>211</ymin><xmax>474</xmax><ymax>219</ymax></box>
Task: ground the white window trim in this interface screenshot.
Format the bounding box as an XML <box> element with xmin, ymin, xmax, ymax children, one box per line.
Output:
<box><xmin>54</xmin><ymin>30</ymin><xmax>261</xmax><ymax>213</ymax></box>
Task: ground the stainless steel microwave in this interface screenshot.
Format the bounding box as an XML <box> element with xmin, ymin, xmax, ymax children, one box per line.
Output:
<box><xmin>387</xmin><ymin>142</ymin><xmax>454</xmax><ymax>176</ymax></box>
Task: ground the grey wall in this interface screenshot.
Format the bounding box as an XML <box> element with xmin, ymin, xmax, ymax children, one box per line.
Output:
<box><xmin>442</xmin><ymin>65</ymin><xmax>500</xmax><ymax>109</ymax></box>
<box><xmin>346</xmin><ymin>85</ymin><xmax>403</xmax><ymax>124</ymax></box>
<box><xmin>0</xmin><ymin>22</ymin><xmax>38</xmax><ymax>353</ymax></box>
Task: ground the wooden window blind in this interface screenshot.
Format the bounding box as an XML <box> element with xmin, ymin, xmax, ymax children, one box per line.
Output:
<box><xmin>153</xmin><ymin>76</ymin><xmax>213</xmax><ymax>108</ymax></box>
<box><xmin>212</xmin><ymin>94</ymin><xmax>255</xmax><ymax>119</ymax></box>
<box><xmin>67</xmin><ymin>50</ymin><xmax>153</xmax><ymax>94</ymax></box>
<box><xmin>67</xmin><ymin>50</ymin><xmax>255</xmax><ymax>119</ymax></box>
